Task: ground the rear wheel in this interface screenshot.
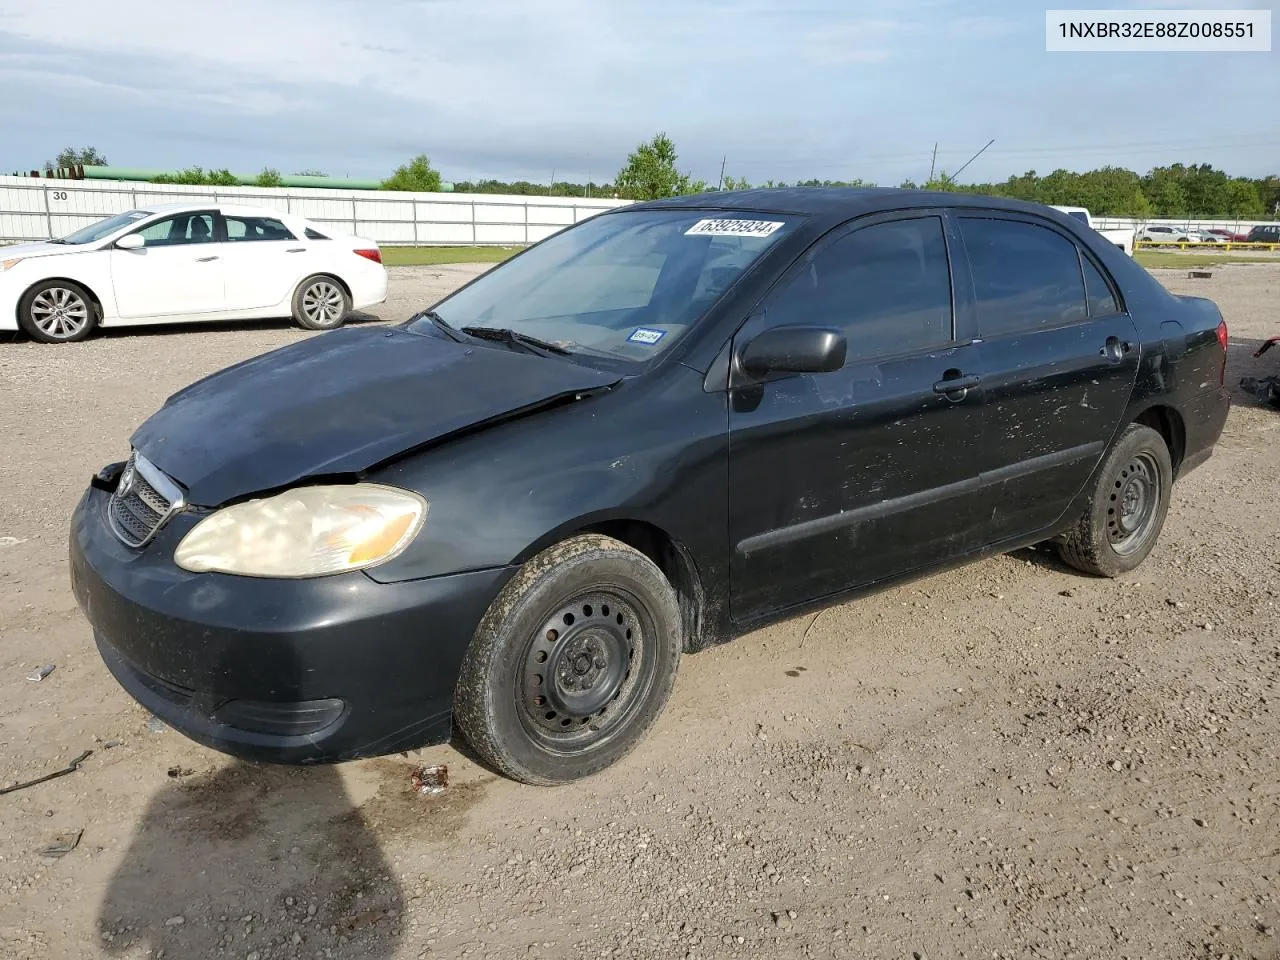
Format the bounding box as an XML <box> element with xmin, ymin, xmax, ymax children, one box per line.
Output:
<box><xmin>291</xmin><ymin>275</ymin><xmax>350</xmax><ymax>331</ymax></box>
<box><xmin>454</xmin><ymin>534</ymin><xmax>682</xmax><ymax>785</ymax></box>
<box><xmin>1057</xmin><ymin>423</ymin><xmax>1172</xmax><ymax>577</ymax></box>
<box><xmin>19</xmin><ymin>280</ymin><xmax>98</xmax><ymax>343</ymax></box>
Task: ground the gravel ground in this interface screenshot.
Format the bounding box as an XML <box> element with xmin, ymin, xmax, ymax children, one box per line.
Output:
<box><xmin>1</xmin><ymin>263</ymin><xmax>1278</xmax><ymax>960</ymax></box>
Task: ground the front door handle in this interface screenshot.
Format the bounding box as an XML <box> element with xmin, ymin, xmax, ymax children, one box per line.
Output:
<box><xmin>195</xmin><ymin>255</ymin><xmax>220</xmax><ymax>263</ymax></box>
<box><xmin>286</xmin><ymin>247</ymin><xmax>306</xmax><ymax>253</ymax></box>
<box><xmin>933</xmin><ymin>372</ymin><xmax>981</xmax><ymax>396</ymax></box>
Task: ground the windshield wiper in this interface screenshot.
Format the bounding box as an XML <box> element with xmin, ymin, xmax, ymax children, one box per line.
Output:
<box><xmin>412</xmin><ymin>309</ymin><xmax>465</xmax><ymax>343</ymax></box>
<box><xmin>460</xmin><ymin>326</ymin><xmax>571</xmax><ymax>357</ymax></box>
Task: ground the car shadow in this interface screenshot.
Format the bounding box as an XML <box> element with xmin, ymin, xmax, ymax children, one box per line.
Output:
<box><xmin>93</xmin><ymin>309</ymin><xmax>391</xmax><ymax>341</ymax></box>
<box><xmin>97</xmin><ymin>642</ymin><xmax>405</xmax><ymax>958</ymax></box>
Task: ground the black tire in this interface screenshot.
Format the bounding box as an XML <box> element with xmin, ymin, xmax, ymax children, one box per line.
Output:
<box><xmin>291</xmin><ymin>275</ymin><xmax>351</xmax><ymax>331</ymax></box>
<box><xmin>454</xmin><ymin>534</ymin><xmax>682</xmax><ymax>785</ymax></box>
<box><xmin>1057</xmin><ymin>423</ymin><xmax>1173</xmax><ymax>577</ymax></box>
<box><xmin>18</xmin><ymin>279</ymin><xmax>98</xmax><ymax>343</ymax></box>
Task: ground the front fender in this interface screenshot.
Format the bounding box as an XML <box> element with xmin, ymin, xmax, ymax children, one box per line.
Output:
<box><xmin>363</xmin><ymin>366</ymin><xmax>729</xmax><ymax>588</ymax></box>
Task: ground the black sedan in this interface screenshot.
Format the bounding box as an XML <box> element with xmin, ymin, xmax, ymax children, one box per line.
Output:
<box><xmin>70</xmin><ymin>189</ymin><xmax>1231</xmax><ymax>784</ymax></box>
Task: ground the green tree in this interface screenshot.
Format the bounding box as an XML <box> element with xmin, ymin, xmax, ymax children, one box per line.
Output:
<box><xmin>293</xmin><ymin>168</ymin><xmax>327</xmax><ymax>177</ymax></box>
<box><xmin>381</xmin><ymin>154</ymin><xmax>443</xmax><ymax>192</ymax></box>
<box><xmin>614</xmin><ymin>133</ymin><xmax>691</xmax><ymax>200</ymax></box>
<box><xmin>48</xmin><ymin>146</ymin><xmax>107</xmax><ymax>171</ymax></box>
<box><xmin>256</xmin><ymin>168</ymin><xmax>283</xmax><ymax>187</ymax></box>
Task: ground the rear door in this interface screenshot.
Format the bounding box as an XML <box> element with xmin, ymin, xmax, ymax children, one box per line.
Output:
<box><xmin>216</xmin><ymin>212</ymin><xmax>303</xmax><ymax>311</ymax></box>
<box><xmin>955</xmin><ymin>213</ymin><xmax>1140</xmax><ymax>542</ymax></box>
<box><xmin>727</xmin><ymin>212</ymin><xmax>987</xmax><ymax>622</ymax></box>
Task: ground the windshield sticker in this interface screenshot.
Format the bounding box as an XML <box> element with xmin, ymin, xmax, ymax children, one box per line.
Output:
<box><xmin>685</xmin><ymin>218</ymin><xmax>784</xmax><ymax>238</ymax></box>
<box><xmin>627</xmin><ymin>327</ymin><xmax>667</xmax><ymax>345</ymax></box>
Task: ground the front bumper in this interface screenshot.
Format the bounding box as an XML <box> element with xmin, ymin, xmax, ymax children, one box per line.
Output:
<box><xmin>70</xmin><ymin>485</ymin><xmax>514</xmax><ymax>763</ymax></box>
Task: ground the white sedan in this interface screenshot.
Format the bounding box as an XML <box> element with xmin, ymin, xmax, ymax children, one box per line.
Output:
<box><xmin>0</xmin><ymin>202</ymin><xmax>388</xmax><ymax>343</ymax></box>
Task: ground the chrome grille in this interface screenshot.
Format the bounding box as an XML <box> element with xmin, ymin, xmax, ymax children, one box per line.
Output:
<box><xmin>107</xmin><ymin>451</ymin><xmax>186</xmax><ymax>548</ymax></box>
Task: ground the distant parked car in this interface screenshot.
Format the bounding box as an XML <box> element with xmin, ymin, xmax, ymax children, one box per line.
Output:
<box><xmin>1204</xmin><ymin>228</ymin><xmax>1248</xmax><ymax>243</ymax></box>
<box><xmin>1243</xmin><ymin>224</ymin><xmax>1280</xmax><ymax>244</ymax></box>
<box><xmin>0</xmin><ymin>202</ymin><xmax>387</xmax><ymax>343</ymax></box>
<box><xmin>1137</xmin><ymin>225</ymin><xmax>1201</xmax><ymax>244</ymax></box>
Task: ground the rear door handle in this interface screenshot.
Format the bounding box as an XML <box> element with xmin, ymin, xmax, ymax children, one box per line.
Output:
<box><xmin>286</xmin><ymin>247</ymin><xmax>306</xmax><ymax>253</ymax></box>
<box><xmin>195</xmin><ymin>255</ymin><xmax>219</xmax><ymax>263</ymax></box>
<box><xmin>933</xmin><ymin>373</ymin><xmax>981</xmax><ymax>395</ymax></box>
<box><xmin>1101</xmin><ymin>336</ymin><xmax>1129</xmax><ymax>361</ymax></box>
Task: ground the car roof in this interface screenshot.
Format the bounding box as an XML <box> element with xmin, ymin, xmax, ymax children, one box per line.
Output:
<box><xmin>139</xmin><ymin>200</ymin><xmax>295</xmax><ymax>218</ymax></box>
<box><xmin>626</xmin><ymin>187</ymin><xmax>1077</xmax><ymax>223</ymax></box>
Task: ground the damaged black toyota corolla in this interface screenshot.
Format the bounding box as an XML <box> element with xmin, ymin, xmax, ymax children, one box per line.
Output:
<box><xmin>71</xmin><ymin>189</ymin><xmax>1230</xmax><ymax>784</ymax></box>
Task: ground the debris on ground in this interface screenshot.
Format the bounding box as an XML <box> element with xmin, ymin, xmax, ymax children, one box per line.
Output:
<box><xmin>0</xmin><ymin>535</ymin><xmax>27</xmax><ymax>547</ymax></box>
<box><xmin>1239</xmin><ymin>376</ymin><xmax>1280</xmax><ymax>409</ymax></box>
<box><xmin>26</xmin><ymin>664</ymin><xmax>56</xmax><ymax>682</ymax></box>
<box><xmin>1187</xmin><ymin>270</ymin><xmax>1213</xmax><ymax>279</ymax></box>
<box><xmin>0</xmin><ymin>750</ymin><xmax>93</xmax><ymax>796</ymax></box>
<box><xmin>411</xmin><ymin>764</ymin><xmax>448</xmax><ymax>795</ymax></box>
<box><xmin>147</xmin><ymin>716</ymin><xmax>168</xmax><ymax>733</ymax></box>
<box><xmin>166</xmin><ymin>766</ymin><xmax>194</xmax><ymax>779</ymax></box>
<box><xmin>37</xmin><ymin>829</ymin><xmax>83</xmax><ymax>859</ymax></box>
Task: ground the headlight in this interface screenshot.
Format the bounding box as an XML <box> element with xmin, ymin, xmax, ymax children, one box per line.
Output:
<box><xmin>1</xmin><ymin>258</ymin><xmax>23</xmax><ymax>271</ymax></box>
<box><xmin>174</xmin><ymin>483</ymin><xmax>427</xmax><ymax>578</ymax></box>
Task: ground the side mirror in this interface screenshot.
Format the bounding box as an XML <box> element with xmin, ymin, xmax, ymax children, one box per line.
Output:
<box><xmin>740</xmin><ymin>325</ymin><xmax>846</xmax><ymax>376</ymax></box>
<box><xmin>115</xmin><ymin>233</ymin><xmax>145</xmax><ymax>250</ymax></box>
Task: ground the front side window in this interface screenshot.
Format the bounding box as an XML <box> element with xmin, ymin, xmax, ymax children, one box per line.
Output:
<box><xmin>134</xmin><ymin>212</ymin><xmax>217</xmax><ymax>246</ymax></box>
<box><xmin>758</xmin><ymin>216</ymin><xmax>954</xmax><ymax>360</ymax></box>
<box><xmin>224</xmin><ymin>215</ymin><xmax>296</xmax><ymax>242</ymax></box>
<box><xmin>411</xmin><ymin>209</ymin><xmax>798</xmax><ymax>365</ymax></box>
<box><xmin>960</xmin><ymin>217</ymin><xmax>1087</xmax><ymax>337</ymax></box>
<box><xmin>56</xmin><ymin>210</ymin><xmax>150</xmax><ymax>245</ymax></box>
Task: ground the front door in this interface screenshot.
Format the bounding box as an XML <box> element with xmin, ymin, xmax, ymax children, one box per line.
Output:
<box><xmin>727</xmin><ymin>213</ymin><xmax>987</xmax><ymax>623</ymax></box>
<box><xmin>110</xmin><ymin>210</ymin><xmax>225</xmax><ymax>318</ymax></box>
<box><xmin>954</xmin><ymin>214</ymin><xmax>1141</xmax><ymax>540</ymax></box>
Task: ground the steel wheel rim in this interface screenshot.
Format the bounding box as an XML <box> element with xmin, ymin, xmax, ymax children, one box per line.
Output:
<box><xmin>517</xmin><ymin>589</ymin><xmax>655</xmax><ymax>752</ymax></box>
<box><xmin>302</xmin><ymin>281</ymin><xmax>344</xmax><ymax>325</ymax></box>
<box><xmin>1107</xmin><ymin>451</ymin><xmax>1160</xmax><ymax>555</ymax></box>
<box><xmin>30</xmin><ymin>287</ymin><xmax>89</xmax><ymax>339</ymax></box>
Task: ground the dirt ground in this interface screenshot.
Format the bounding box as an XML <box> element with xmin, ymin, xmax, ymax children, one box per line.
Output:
<box><xmin>1</xmin><ymin>262</ymin><xmax>1277</xmax><ymax>960</ymax></box>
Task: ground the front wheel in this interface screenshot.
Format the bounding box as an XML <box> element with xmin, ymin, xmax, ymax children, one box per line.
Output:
<box><xmin>19</xmin><ymin>280</ymin><xmax>98</xmax><ymax>343</ymax></box>
<box><xmin>291</xmin><ymin>275</ymin><xmax>351</xmax><ymax>331</ymax></box>
<box><xmin>1057</xmin><ymin>423</ymin><xmax>1173</xmax><ymax>577</ymax></box>
<box><xmin>454</xmin><ymin>534</ymin><xmax>682</xmax><ymax>785</ymax></box>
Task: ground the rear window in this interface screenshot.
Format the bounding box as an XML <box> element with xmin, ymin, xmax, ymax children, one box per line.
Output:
<box><xmin>960</xmin><ymin>217</ymin><xmax>1087</xmax><ymax>337</ymax></box>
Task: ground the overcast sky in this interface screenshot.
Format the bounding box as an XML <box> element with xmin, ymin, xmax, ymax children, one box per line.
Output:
<box><xmin>1</xmin><ymin>0</ymin><xmax>1277</xmax><ymax>187</ymax></box>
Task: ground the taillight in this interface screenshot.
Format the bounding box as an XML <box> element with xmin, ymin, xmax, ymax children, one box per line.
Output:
<box><xmin>1216</xmin><ymin>319</ymin><xmax>1229</xmax><ymax>384</ymax></box>
<box><xmin>354</xmin><ymin>248</ymin><xmax>382</xmax><ymax>264</ymax></box>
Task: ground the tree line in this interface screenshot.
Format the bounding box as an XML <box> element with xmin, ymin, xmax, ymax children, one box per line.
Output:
<box><xmin>39</xmin><ymin>143</ymin><xmax>1280</xmax><ymax>219</ymax></box>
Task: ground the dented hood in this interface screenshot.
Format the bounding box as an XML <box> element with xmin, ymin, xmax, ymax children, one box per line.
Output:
<box><xmin>131</xmin><ymin>326</ymin><xmax>619</xmax><ymax>506</ymax></box>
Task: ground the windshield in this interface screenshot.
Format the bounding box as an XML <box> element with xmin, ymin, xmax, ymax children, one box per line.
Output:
<box><xmin>56</xmin><ymin>210</ymin><xmax>151</xmax><ymax>245</ymax></box>
<box><xmin>409</xmin><ymin>209</ymin><xmax>797</xmax><ymax>364</ymax></box>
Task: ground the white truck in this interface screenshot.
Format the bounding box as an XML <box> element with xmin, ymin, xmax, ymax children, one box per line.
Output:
<box><xmin>1051</xmin><ymin>206</ymin><xmax>1135</xmax><ymax>257</ymax></box>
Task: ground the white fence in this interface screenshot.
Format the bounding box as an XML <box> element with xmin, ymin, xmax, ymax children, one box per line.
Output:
<box><xmin>0</xmin><ymin>175</ymin><xmax>630</xmax><ymax>246</ymax></box>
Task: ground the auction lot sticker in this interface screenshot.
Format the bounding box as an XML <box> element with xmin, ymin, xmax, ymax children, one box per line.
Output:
<box><xmin>685</xmin><ymin>218</ymin><xmax>785</xmax><ymax>238</ymax></box>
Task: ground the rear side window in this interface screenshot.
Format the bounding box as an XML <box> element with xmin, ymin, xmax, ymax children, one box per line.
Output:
<box><xmin>761</xmin><ymin>216</ymin><xmax>953</xmax><ymax>360</ymax></box>
<box><xmin>223</xmin><ymin>215</ymin><xmax>296</xmax><ymax>242</ymax></box>
<box><xmin>305</xmin><ymin>227</ymin><xmax>330</xmax><ymax>240</ymax></box>
<box><xmin>1082</xmin><ymin>257</ymin><xmax>1119</xmax><ymax>316</ymax></box>
<box><xmin>960</xmin><ymin>217</ymin><xmax>1087</xmax><ymax>337</ymax></box>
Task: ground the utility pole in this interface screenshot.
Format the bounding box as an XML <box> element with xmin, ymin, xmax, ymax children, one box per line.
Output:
<box><xmin>928</xmin><ymin>142</ymin><xmax>937</xmax><ymax>183</ymax></box>
<box><xmin>717</xmin><ymin>155</ymin><xmax>727</xmax><ymax>192</ymax></box>
<box><xmin>549</xmin><ymin>168</ymin><xmax>555</xmax><ymax>196</ymax></box>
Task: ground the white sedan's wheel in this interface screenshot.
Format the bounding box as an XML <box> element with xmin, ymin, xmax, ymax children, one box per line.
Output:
<box><xmin>292</xmin><ymin>275</ymin><xmax>351</xmax><ymax>331</ymax></box>
<box><xmin>19</xmin><ymin>280</ymin><xmax>98</xmax><ymax>344</ymax></box>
